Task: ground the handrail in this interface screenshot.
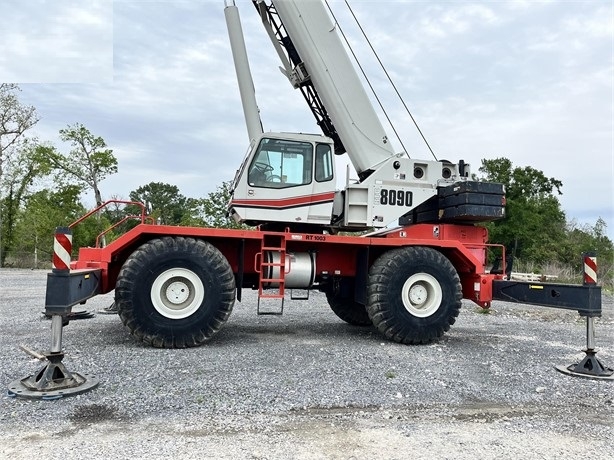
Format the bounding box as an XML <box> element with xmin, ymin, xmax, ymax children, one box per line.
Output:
<box><xmin>68</xmin><ymin>200</ymin><xmax>150</xmax><ymax>248</ymax></box>
<box><xmin>69</xmin><ymin>200</ymin><xmax>147</xmax><ymax>229</ymax></box>
<box><xmin>485</xmin><ymin>243</ymin><xmax>508</xmax><ymax>277</ymax></box>
<box><xmin>94</xmin><ymin>215</ymin><xmax>154</xmax><ymax>248</ymax></box>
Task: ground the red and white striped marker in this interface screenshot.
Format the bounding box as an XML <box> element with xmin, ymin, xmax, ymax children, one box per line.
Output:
<box><xmin>583</xmin><ymin>252</ymin><xmax>597</xmax><ymax>285</ymax></box>
<box><xmin>52</xmin><ymin>227</ymin><xmax>72</xmax><ymax>271</ymax></box>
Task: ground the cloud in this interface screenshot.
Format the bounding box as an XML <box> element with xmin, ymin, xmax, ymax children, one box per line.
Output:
<box><xmin>0</xmin><ymin>0</ymin><xmax>113</xmax><ymax>83</ymax></box>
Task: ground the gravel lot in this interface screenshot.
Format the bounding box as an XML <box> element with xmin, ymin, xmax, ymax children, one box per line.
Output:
<box><xmin>1</xmin><ymin>268</ymin><xmax>613</xmax><ymax>459</ymax></box>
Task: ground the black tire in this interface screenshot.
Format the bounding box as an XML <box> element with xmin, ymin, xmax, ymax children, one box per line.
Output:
<box><xmin>326</xmin><ymin>283</ymin><xmax>372</xmax><ymax>326</ymax></box>
<box><xmin>115</xmin><ymin>237</ymin><xmax>235</xmax><ymax>348</ymax></box>
<box><xmin>367</xmin><ymin>246</ymin><xmax>462</xmax><ymax>344</ymax></box>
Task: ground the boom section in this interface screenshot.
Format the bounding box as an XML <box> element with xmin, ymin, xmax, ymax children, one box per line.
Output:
<box><xmin>256</xmin><ymin>0</ymin><xmax>395</xmax><ymax>175</ymax></box>
<box><xmin>225</xmin><ymin>1</ymin><xmax>263</xmax><ymax>142</ymax></box>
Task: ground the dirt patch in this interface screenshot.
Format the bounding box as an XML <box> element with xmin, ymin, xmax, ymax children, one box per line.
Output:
<box><xmin>69</xmin><ymin>403</ymin><xmax>120</xmax><ymax>424</ymax></box>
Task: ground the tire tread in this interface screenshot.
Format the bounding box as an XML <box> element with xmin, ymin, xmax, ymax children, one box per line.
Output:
<box><xmin>367</xmin><ymin>246</ymin><xmax>462</xmax><ymax>344</ymax></box>
<box><xmin>116</xmin><ymin>237</ymin><xmax>235</xmax><ymax>348</ymax></box>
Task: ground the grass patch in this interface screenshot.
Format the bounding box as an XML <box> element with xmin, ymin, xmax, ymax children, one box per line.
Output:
<box><xmin>385</xmin><ymin>370</ymin><xmax>396</xmax><ymax>379</ymax></box>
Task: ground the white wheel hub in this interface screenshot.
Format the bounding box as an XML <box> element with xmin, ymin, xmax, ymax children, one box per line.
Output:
<box><xmin>165</xmin><ymin>281</ymin><xmax>191</xmax><ymax>304</ymax></box>
<box><xmin>151</xmin><ymin>268</ymin><xmax>204</xmax><ymax>319</ymax></box>
<box><xmin>401</xmin><ymin>273</ymin><xmax>442</xmax><ymax>317</ymax></box>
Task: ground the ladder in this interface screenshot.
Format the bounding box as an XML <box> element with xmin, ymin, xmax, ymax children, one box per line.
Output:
<box><xmin>256</xmin><ymin>232</ymin><xmax>287</xmax><ymax>315</ymax></box>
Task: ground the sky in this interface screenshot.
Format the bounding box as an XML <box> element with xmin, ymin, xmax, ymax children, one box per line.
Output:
<box><xmin>1</xmin><ymin>0</ymin><xmax>612</xmax><ymax>237</ymax></box>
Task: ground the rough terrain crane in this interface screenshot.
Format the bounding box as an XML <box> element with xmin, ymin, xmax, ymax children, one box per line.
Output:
<box><xmin>8</xmin><ymin>0</ymin><xmax>610</xmax><ymax>400</ymax></box>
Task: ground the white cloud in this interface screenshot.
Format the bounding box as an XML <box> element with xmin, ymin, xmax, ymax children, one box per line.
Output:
<box><xmin>562</xmin><ymin>6</ymin><xmax>612</xmax><ymax>39</ymax></box>
<box><xmin>0</xmin><ymin>0</ymin><xmax>113</xmax><ymax>83</ymax></box>
<box><xmin>505</xmin><ymin>0</ymin><xmax>555</xmax><ymax>11</ymax></box>
<box><xmin>440</xmin><ymin>4</ymin><xmax>501</xmax><ymax>33</ymax></box>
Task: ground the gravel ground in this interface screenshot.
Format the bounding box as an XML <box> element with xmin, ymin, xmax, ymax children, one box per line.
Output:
<box><xmin>1</xmin><ymin>268</ymin><xmax>613</xmax><ymax>459</ymax></box>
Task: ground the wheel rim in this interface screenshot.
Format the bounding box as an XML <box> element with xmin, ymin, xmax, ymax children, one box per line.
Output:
<box><xmin>401</xmin><ymin>273</ymin><xmax>442</xmax><ymax>318</ymax></box>
<box><xmin>150</xmin><ymin>268</ymin><xmax>204</xmax><ymax>319</ymax></box>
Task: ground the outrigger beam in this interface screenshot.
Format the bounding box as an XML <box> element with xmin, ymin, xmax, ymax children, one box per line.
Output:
<box><xmin>492</xmin><ymin>280</ymin><xmax>601</xmax><ymax>317</ymax></box>
<box><xmin>493</xmin><ymin>252</ymin><xmax>612</xmax><ymax>381</ymax></box>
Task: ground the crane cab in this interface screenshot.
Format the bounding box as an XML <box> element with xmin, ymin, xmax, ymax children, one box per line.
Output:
<box><xmin>228</xmin><ymin>132</ymin><xmax>336</xmax><ymax>229</ymax></box>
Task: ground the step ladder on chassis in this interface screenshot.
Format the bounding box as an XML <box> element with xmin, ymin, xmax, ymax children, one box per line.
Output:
<box><xmin>256</xmin><ymin>232</ymin><xmax>287</xmax><ymax>315</ymax></box>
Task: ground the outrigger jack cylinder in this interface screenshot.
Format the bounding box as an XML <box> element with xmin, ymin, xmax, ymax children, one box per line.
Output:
<box><xmin>556</xmin><ymin>316</ymin><xmax>614</xmax><ymax>380</ymax></box>
<box><xmin>7</xmin><ymin>227</ymin><xmax>101</xmax><ymax>400</ymax></box>
<box><xmin>556</xmin><ymin>253</ymin><xmax>613</xmax><ymax>381</ymax></box>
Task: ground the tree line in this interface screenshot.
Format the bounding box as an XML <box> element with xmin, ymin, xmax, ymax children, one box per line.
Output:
<box><xmin>0</xmin><ymin>84</ymin><xmax>240</xmax><ymax>267</ymax></box>
<box><xmin>1</xmin><ymin>84</ymin><xmax>612</xmax><ymax>286</ymax></box>
<box><xmin>477</xmin><ymin>158</ymin><xmax>613</xmax><ymax>270</ymax></box>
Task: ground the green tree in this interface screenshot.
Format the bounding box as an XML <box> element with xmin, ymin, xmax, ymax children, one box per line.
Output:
<box><xmin>480</xmin><ymin>158</ymin><xmax>563</xmax><ymax>198</ymax></box>
<box><xmin>195</xmin><ymin>181</ymin><xmax>245</xmax><ymax>229</ymax></box>
<box><xmin>0</xmin><ymin>142</ymin><xmax>53</xmax><ymax>265</ymax></box>
<box><xmin>0</xmin><ymin>84</ymin><xmax>38</xmax><ymax>183</ymax></box>
<box><xmin>561</xmin><ymin>218</ymin><xmax>614</xmax><ymax>283</ymax></box>
<box><xmin>11</xmin><ymin>185</ymin><xmax>100</xmax><ymax>266</ymax></box>
<box><xmin>129</xmin><ymin>182</ymin><xmax>190</xmax><ymax>225</ymax></box>
<box><xmin>44</xmin><ymin>123</ymin><xmax>118</xmax><ymax>247</ymax></box>
<box><xmin>478</xmin><ymin>158</ymin><xmax>566</xmax><ymax>263</ymax></box>
<box><xmin>46</xmin><ymin>123</ymin><xmax>118</xmax><ymax>206</ymax></box>
<box><xmin>0</xmin><ymin>84</ymin><xmax>40</xmax><ymax>265</ymax></box>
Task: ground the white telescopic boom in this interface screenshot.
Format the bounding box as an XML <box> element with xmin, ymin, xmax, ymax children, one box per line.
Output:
<box><xmin>224</xmin><ymin>1</ymin><xmax>263</xmax><ymax>142</ymax></box>
<box><xmin>271</xmin><ymin>0</ymin><xmax>395</xmax><ymax>174</ymax></box>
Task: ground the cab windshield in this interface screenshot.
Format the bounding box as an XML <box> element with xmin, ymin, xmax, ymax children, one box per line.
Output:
<box><xmin>248</xmin><ymin>138</ymin><xmax>313</xmax><ymax>188</ymax></box>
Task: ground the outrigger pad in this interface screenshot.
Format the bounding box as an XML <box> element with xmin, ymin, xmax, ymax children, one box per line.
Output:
<box><xmin>42</xmin><ymin>310</ymin><xmax>95</xmax><ymax>320</ymax></box>
<box><xmin>7</xmin><ymin>354</ymin><xmax>100</xmax><ymax>399</ymax></box>
<box><xmin>556</xmin><ymin>350</ymin><xmax>614</xmax><ymax>381</ymax></box>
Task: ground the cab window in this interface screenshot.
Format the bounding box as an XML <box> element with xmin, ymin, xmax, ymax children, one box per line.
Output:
<box><xmin>248</xmin><ymin>138</ymin><xmax>313</xmax><ymax>188</ymax></box>
<box><xmin>315</xmin><ymin>143</ymin><xmax>333</xmax><ymax>182</ymax></box>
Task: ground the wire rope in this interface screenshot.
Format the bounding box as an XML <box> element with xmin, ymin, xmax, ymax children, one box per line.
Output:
<box><xmin>324</xmin><ymin>0</ymin><xmax>410</xmax><ymax>157</ymax></box>
<box><xmin>343</xmin><ymin>0</ymin><xmax>438</xmax><ymax>161</ymax></box>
